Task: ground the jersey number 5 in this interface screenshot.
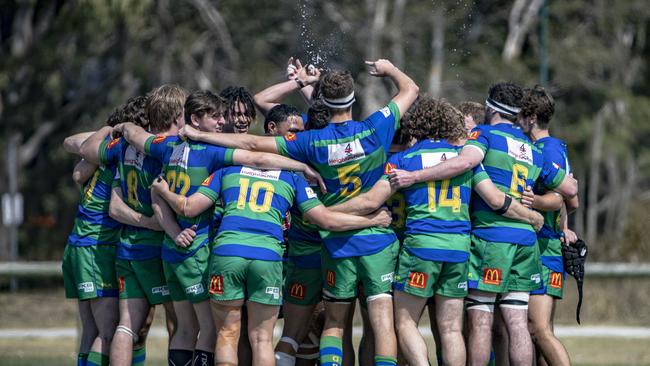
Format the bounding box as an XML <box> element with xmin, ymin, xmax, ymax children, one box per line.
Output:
<box><xmin>337</xmin><ymin>163</ymin><xmax>362</xmax><ymax>198</ymax></box>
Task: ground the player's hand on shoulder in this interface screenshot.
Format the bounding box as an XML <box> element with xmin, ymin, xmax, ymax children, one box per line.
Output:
<box><xmin>150</xmin><ymin>175</ymin><xmax>169</xmax><ymax>193</ymax></box>
<box><xmin>179</xmin><ymin>125</ymin><xmax>201</xmax><ymax>140</ymax></box>
<box><xmin>371</xmin><ymin>207</ymin><xmax>392</xmax><ymax>228</ymax></box>
<box><xmin>521</xmin><ymin>186</ymin><xmax>535</xmax><ymax>209</ymax></box>
<box><xmin>365</xmin><ymin>59</ymin><xmax>396</xmax><ymax>77</ymax></box>
<box><xmin>389</xmin><ymin>169</ymin><xmax>416</xmax><ymax>189</ymax></box>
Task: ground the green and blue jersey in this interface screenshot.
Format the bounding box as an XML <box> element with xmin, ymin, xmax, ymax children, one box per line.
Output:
<box><xmin>99</xmin><ymin>137</ymin><xmax>165</xmax><ymax>261</ymax></box>
<box><xmin>144</xmin><ymin>135</ymin><xmax>234</xmax><ymax>263</ymax></box>
<box><xmin>534</xmin><ymin>136</ymin><xmax>571</xmax><ymax>272</ymax></box>
<box><xmin>384</xmin><ymin>139</ymin><xmax>482</xmax><ymax>262</ymax></box>
<box><xmin>274</xmin><ymin>102</ymin><xmax>401</xmax><ymax>258</ymax></box>
<box><xmin>67</xmin><ymin>163</ymin><xmax>121</xmax><ymax>247</ymax></box>
<box><xmin>197</xmin><ymin>166</ymin><xmax>322</xmax><ymax>261</ymax></box>
<box><xmin>466</xmin><ymin>123</ymin><xmax>566</xmax><ymax>246</ymax></box>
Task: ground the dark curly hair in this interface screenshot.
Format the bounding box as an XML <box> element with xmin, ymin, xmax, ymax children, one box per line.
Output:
<box><xmin>106</xmin><ymin>105</ymin><xmax>124</xmax><ymax>127</ymax></box>
<box><xmin>487</xmin><ymin>82</ymin><xmax>524</xmax><ymax>122</ymax></box>
<box><xmin>320</xmin><ymin>70</ymin><xmax>354</xmax><ymax>113</ymax></box>
<box><xmin>219</xmin><ymin>86</ymin><xmax>256</xmax><ymax>122</ymax></box>
<box><xmin>306</xmin><ymin>99</ymin><xmax>330</xmax><ymax>130</ymax></box>
<box><xmin>264</xmin><ymin>104</ymin><xmax>302</xmax><ymax>133</ymax></box>
<box><xmin>122</xmin><ymin>95</ymin><xmax>149</xmax><ymax>129</ymax></box>
<box><xmin>402</xmin><ymin>96</ymin><xmax>467</xmax><ymax>143</ymax></box>
<box><xmin>519</xmin><ymin>85</ymin><xmax>554</xmax><ymax>129</ymax></box>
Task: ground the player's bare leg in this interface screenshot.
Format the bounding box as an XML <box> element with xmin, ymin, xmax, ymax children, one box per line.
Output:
<box><xmin>342</xmin><ymin>300</ymin><xmax>356</xmax><ymax>366</ymax></box>
<box><xmin>358</xmin><ymin>303</ymin><xmax>375</xmax><ymax>366</ymax></box>
<box><xmin>528</xmin><ymin>295</ymin><xmax>570</xmax><ymax>366</ymax></box>
<box><xmin>500</xmin><ymin>292</ymin><xmax>533</xmax><ymax>366</ymax></box>
<box><xmin>427</xmin><ymin>302</ymin><xmax>443</xmax><ymax>365</ymax></box>
<box><xmin>134</xmin><ymin>306</ymin><xmax>154</xmax><ymax>349</ymax></box>
<box><xmin>162</xmin><ymin>301</ymin><xmax>177</xmax><ymax>345</ymax></box>
<box><xmin>238</xmin><ymin>306</ymin><xmax>253</xmax><ymax>366</ymax></box>
<box><xmin>169</xmin><ymin>300</ymin><xmax>199</xmax><ymax>351</ymax></box>
<box><xmin>394</xmin><ymin>291</ymin><xmax>428</xmax><ymax>365</ymax></box>
<box><xmin>89</xmin><ymin>297</ymin><xmax>118</xmax><ymax>359</ymax></box>
<box><xmin>79</xmin><ymin>300</ymin><xmax>98</xmax><ymax>357</ymax></box>
<box><xmin>435</xmin><ymin>295</ymin><xmax>465</xmax><ymax>366</ymax></box>
<box><xmin>211</xmin><ymin>299</ymin><xmax>244</xmax><ymax>365</ymax></box>
<box><xmin>248</xmin><ymin>301</ymin><xmax>281</xmax><ymax>366</ymax></box>
<box><xmin>466</xmin><ymin>290</ymin><xmax>496</xmax><ymax>366</ymax></box>
<box><xmin>275</xmin><ymin>302</ymin><xmax>316</xmax><ymax>364</ymax></box>
<box><xmin>193</xmin><ymin>300</ymin><xmax>217</xmax><ymax>354</ymax></box>
<box><xmin>367</xmin><ymin>294</ymin><xmax>398</xmax><ymax>361</ymax></box>
<box><xmin>493</xmin><ymin>308</ymin><xmax>510</xmax><ymax>366</ymax></box>
<box><xmin>110</xmin><ymin>298</ymin><xmax>149</xmax><ymax>366</ymax></box>
<box><xmin>321</xmin><ymin>301</ymin><xmax>353</xmax><ymax>364</ymax></box>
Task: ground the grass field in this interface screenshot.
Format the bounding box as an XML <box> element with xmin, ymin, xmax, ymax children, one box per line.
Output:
<box><xmin>1</xmin><ymin>282</ymin><xmax>650</xmax><ymax>365</ymax></box>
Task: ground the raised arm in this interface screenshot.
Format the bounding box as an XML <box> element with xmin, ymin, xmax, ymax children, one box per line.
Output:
<box><xmin>329</xmin><ymin>179</ymin><xmax>395</xmax><ymax>215</ymax></box>
<box><xmin>304</xmin><ymin>205</ymin><xmax>392</xmax><ymax>232</ymax></box>
<box><xmin>232</xmin><ymin>149</ymin><xmax>325</xmax><ymax>193</ymax></box>
<box><xmin>179</xmin><ymin>124</ymin><xmax>278</xmax><ymax>153</ymax></box>
<box><xmin>79</xmin><ymin>126</ymin><xmax>113</xmax><ymax>164</ymax></box>
<box><xmin>389</xmin><ymin>146</ymin><xmax>483</xmax><ymax>189</ymax></box>
<box><xmin>113</xmin><ymin>122</ymin><xmax>154</xmax><ymax>154</ymax></box>
<box><xmin>72</xmin><ymin>159</ymin><xmax>97</xmax><ymax>186</ymax></box>
<box><xmin>365</xmin><ymin>59</ymin><xmax>419</xmax><ymax>117</ymax></box>
<box><xmin>150</xmin><ymin>177</ymin><xmax>214</xmax><ymax>218</ymax></box>
<box><xmin>109</xmin><ymin>186</ymin><xmax>161</xmax><ymax>231</ymax></box>
<box><xmin>473</xmin><ymin>180</ymin><xmax>544</xmax><ymax>231</ymax></box>
<box><xmin>254</xmin><ymin>62</ymin><xmax>320</xmax><ymax>116</ymax></box>
<box><xmin>64</xmin><ymin>132</ymin><xmax>95</xmax><ymax>154</ymax></box>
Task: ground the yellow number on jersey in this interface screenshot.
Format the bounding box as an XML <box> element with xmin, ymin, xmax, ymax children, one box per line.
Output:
<box><xmin>337</xmin><ymin>163</ymin><xmax>362</xmax><ymax>198</ymax></box>
<box><xmin>126</xmin><ymin>170</ymin><xmax>139</xmax><ymax>206</ymax></box>
<box><xmin>83</xmin><ymin>170</ymin><xmax>100</xmax><ymax>201</ymax></box>
<box><xmin>509</xmin><ymin>163</ymin><xmax>529</xmax><ymax>198</ymax></box>
<box><xmin>427</xmin><ymin>179</ymin><xmax>461</xmax><ymax>213</ymax></box>
<box><xmin>166</xmin><ymin>171</ymin><xmax>191</xmax><ymax>196</ymax></box>
<box><xmin>386</xmin><ymin>194</ymin><xmax>406</xmax><ymax>229</ymax></box>
<box><xmin>236</xmin><ymin>178</ymin><xmax>275</xmax><ymax>213</ymax></box>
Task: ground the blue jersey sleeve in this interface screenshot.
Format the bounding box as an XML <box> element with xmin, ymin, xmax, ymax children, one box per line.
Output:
<box><xmin>195</xmin><ymin>169</ymin><xmax>223</xmax><ymax>203</ymax></box>
<box><xmin>99</xmin><ymin>137</ymin><xmax>123</xmax><ymax>166</ymax></box>
<box><xmin>274</xmin><ymin>131</ymin><xmax>311</xmax><ymax>163</ymax></box>
<box><xmin>465</xmin><ymin>126</ymin><xmax>490</xmax><ymax>155</ymax></box>
<box><xmin>144</xmin><ymin>135</ymin><xmax>175</xmax><ymax>162</ymax></box>
<box><xmin>293</xmin><ymin>173</ymin><xmax>323</xmax><ymax>214</ymax></box>
<box><xmin>364</xmin><ymin>101</ymin><xmax>401</xmax><ymax>152</ymax></box>
<box><xmin>205</xmin><ymin>144</ymin><xmax>235</xmax><ymax>172</ymax></box>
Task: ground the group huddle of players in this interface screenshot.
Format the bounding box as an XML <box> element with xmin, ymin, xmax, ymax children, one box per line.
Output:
<box><xmin>62</xmin><ymin>57</ymin><xmax>579</xmax><ymax>366</ymax></box>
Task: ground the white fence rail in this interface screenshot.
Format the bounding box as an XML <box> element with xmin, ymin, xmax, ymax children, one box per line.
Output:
<box><xmin>1</xmin><ymin>261</ymin><xmax>650</xmax><ymax>278</ymax></box>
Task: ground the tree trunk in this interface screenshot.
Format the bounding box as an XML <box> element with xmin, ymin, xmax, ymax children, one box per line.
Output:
<box><xmin>360</xmin><ymin>0</ymin><xmax>389</xmax><ymax>117</ymax></box>
<box><xmin>585</xmin><ymin>103</ymin><xmax>608</xmax><ymax>245</ymax></box>
<box><xmin>502</xmin><ymin>0</ymin><xmax>544</xmax><ymax>62</ymax></box>
<box><xmin>428</xmin><ymin>8</ymin><xmax>445</xmax><ymax>98</ymax></box>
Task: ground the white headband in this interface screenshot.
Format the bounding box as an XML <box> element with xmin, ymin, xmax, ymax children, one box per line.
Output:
<box><xmin>323</xmin><ymin>92</ymin><xmax>356</xmax><ymax>109</ymax></box>
<box><xmin>485</xmin><ymin>98</ymin><xmax>520</xmax><ymax>116</ymax></box>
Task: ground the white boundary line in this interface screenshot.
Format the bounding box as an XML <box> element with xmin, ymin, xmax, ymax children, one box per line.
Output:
<box><xmin>1</xmin><ymin>325</ymin><xmax>649</xmax><ymax>339</ymax></box>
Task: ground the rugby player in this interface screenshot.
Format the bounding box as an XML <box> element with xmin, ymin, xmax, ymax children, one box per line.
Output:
<box><xmin>220</xmin><ymin>86</ymin><xmax>256</xmax><ymax>134</ymax></box>
<box><xmin>62</xmin><ymin>108</ymin><xmax>123</xmax><ymax>366</ymax></box>
<box><xmin>518</xmin><ymin>85</ymin><xmax>578</xmax><ymax>366</ymax></box>
<box><xmin>113</xmin><ymin>89</ymin><xmax>326</xmax><ymax>365</ymax></box>
<box><xmin>388</xmin><ymin>82</ymin><xmax>577</xmax><ymax>366</ymax></box>
<box><xmin>150</xmin><ymin>161</ymin><xmax>391</xmax><ymax>366</ymax></box>
<box><xmin>177</xmin><ymin>58</ymin><xmax>419</xmax><ymax>366</ymax></box>
<box><xmin>457</xmin><ymin>101</ymin><xmax>485</xmax><ymax>131</ymax></box>
<box><xmin>79</xmin><ymin>94</ymin><xmax>178</xmax><ymax>366</ymax></box>
<box><xmin>330</xmin><ymin>97</ymin><xmax>544</xmax><ymax>366</ymax></box>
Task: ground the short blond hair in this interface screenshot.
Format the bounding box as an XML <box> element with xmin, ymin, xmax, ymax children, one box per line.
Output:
<box><xmin>146</xmin><ymin>84</ymin><xmax>188</xmax><ymax>133</ymax></box>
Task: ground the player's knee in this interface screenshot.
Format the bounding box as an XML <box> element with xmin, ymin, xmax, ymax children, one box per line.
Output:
<box><xmin>499</xmin><ymin>291</ymin><xmax>529</xmax><ymax>311</ymax></box>
<box><xmin>466</xmin><ymin>292</ymin><xmax>497</xmax><ymax>313</ymax></box>
<box><xmin>248</xmin><ymin>328</ymin><xmax>273</xmax><ymax>347</ymax></box>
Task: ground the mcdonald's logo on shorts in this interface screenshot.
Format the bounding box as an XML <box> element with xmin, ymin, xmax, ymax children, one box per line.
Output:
<box><xmin>209</xmin><ymin>275</ymin><xmax>224</xmax><ymax>295</ymax></box>
<box><xmin>482</xmin><ymin>268</ymin><xmax>502</xmax><ymax>286</ymax></box>
<box><xmin>326</xmin><ymin>270</ymin><xmax>336</xmax><ymax>287</ymax></box>
<box><xmin>289</xmin><ymin>282</ymin><xmax>306</xmax><ymax>300</ymax></box>
<box><xmin>549</xmin><ymin>272</ymin><xmax>563</xmax><ymax>289</ymax></box>
<box><xmin>118</xmin><ymin>276</ymin><xmax>125</xmax><ymax>293</ymax></box>
<box><xmin>408</xmin><ymin>272</ymin><xmax>428</xmax><ymax>289</ymax></box>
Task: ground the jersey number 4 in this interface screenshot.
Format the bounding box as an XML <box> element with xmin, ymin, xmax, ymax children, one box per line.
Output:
<box><xmin>427</xmin><ymin>179</ymin><xmax>462</xmax><ymax>213</ymax></box>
